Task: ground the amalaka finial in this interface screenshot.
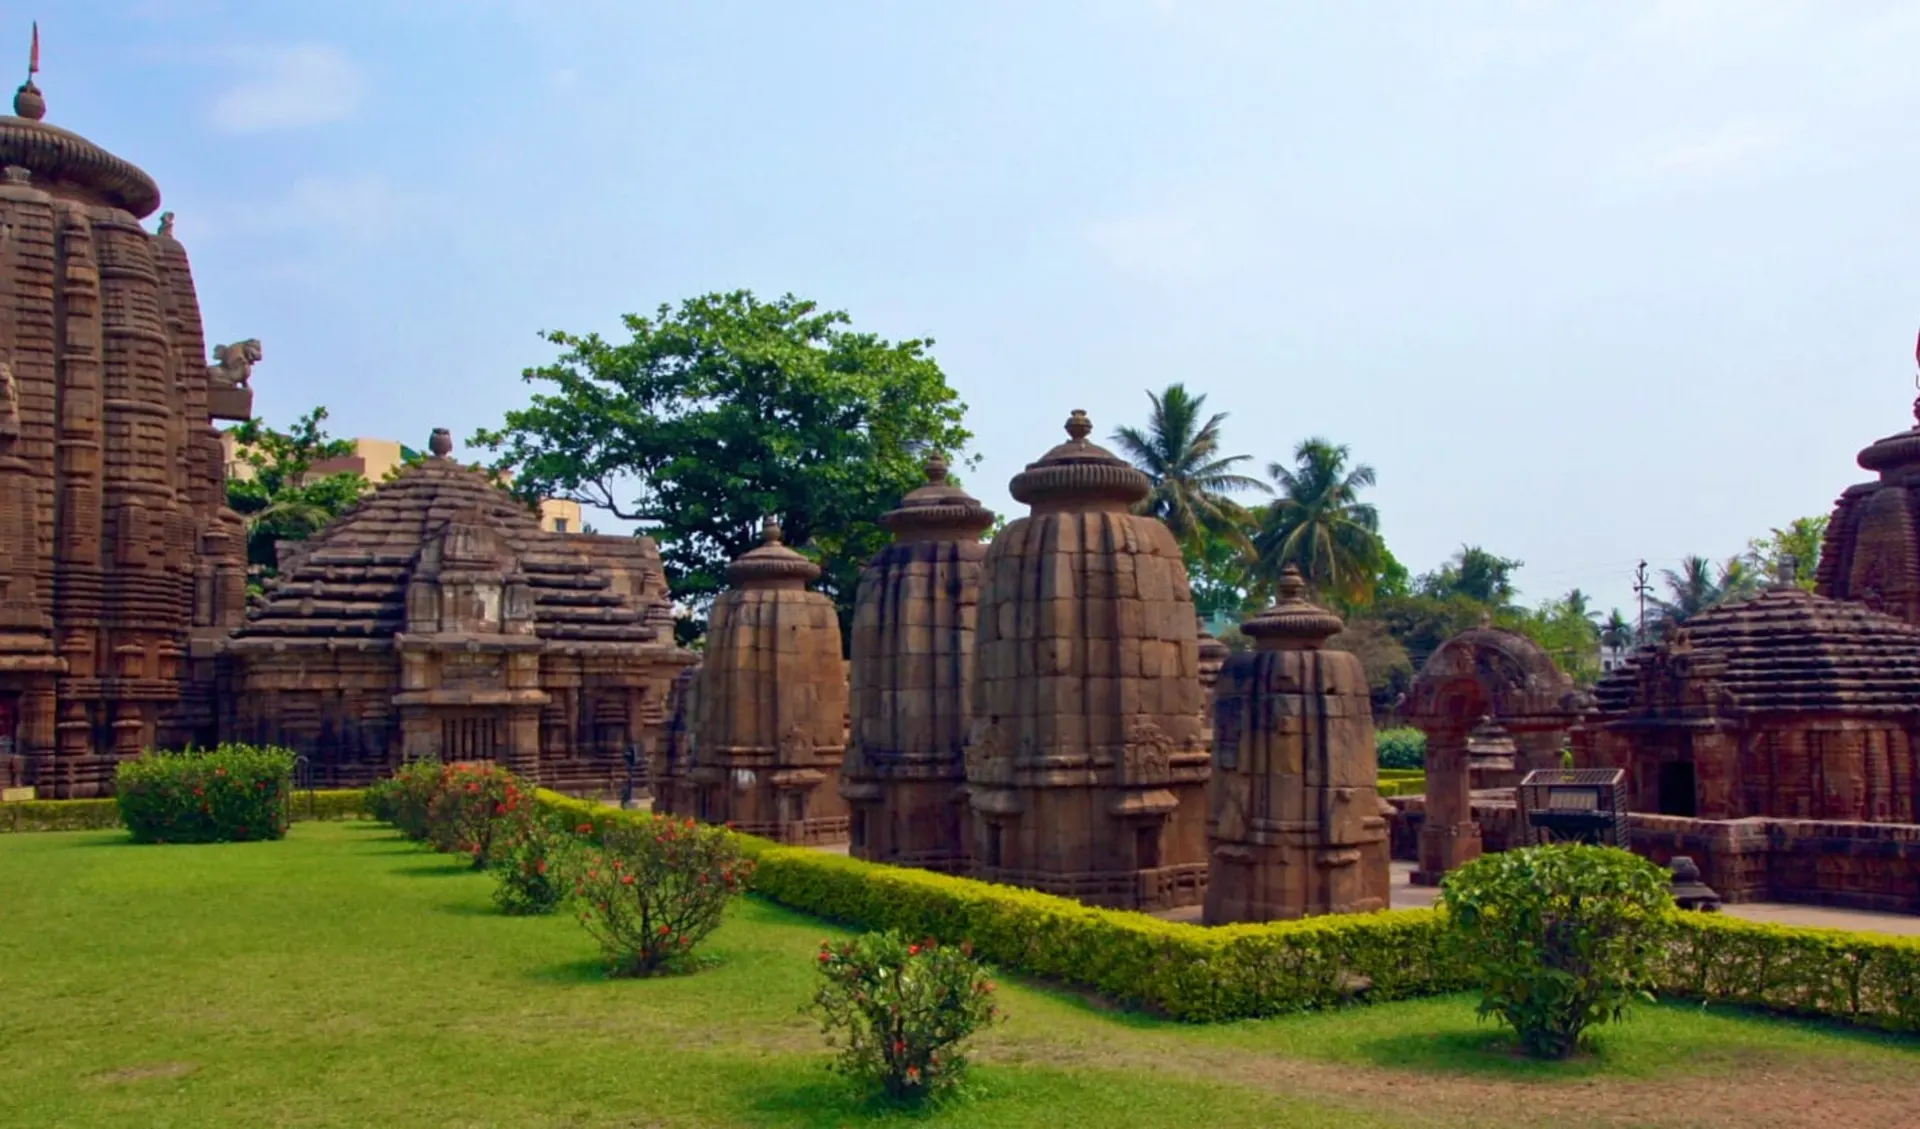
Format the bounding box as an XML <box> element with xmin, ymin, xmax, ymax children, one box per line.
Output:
<box><xmin>923</xmin><ymin>450</ymin><xmax>949</xmax><ymax>484</ymax></box>
<box><xmin>1065</xmin><ymin>409</ymin><xmax>1092</xmax><ymax>442</ymax></box>
<box><xmin>761</xmin><ymin>516</ymin><xmax>783</xmax><ymax>544</ymax></box>
<box><xmin>428</xmin><ymin>428</ymin><xmax>453</xmax><ymax>458</ymax></box>
<box><xmin>13</xmin><ymin>21</ymin><xmax>42</xmax><ymax>122</ymax></box>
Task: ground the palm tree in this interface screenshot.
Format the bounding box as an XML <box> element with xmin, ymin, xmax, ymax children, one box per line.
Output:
<box><xmin>1253</xmin><ymin>437</ymin><xmax>1384</xmax><ymax>605</ymax></box>
<box><xmin>1601</xmin><ymin>609</ymin><xmax>1634</xmax><ymax>651</ymax></box>
<box><xmin>1715</xmin><ymin>555</ymin><xmax>1761</xmax><ymax>605</ymax></box>
<box><xmin>1110</xmin><ymin>384</ymin><xmax>1268</xmax><ymax>551</ymax></box>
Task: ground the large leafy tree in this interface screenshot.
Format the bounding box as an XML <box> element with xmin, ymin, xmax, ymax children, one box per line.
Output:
<box><xmin>470</xmin><ymin>291</ymin><xmax>974</xmax><ymax>646</ymax></box>
<box><xmin>1252</xmin><ymin>438</ymin><xmax>1385</xmax><ymax>605</ymax></box>
<box><xmin>1419</xmin><ymin>545</ymin><xmax>1524</xmax><ymax>610</ymax></box>
<box><xmin>225</xmin><ymin>406</ymin><xmax>370</xmax><ymax>573</ymax></box>
<box><xmin>1110</xmin><ymin>384</ymin><xmax>1267</xmax><ymax>553</ymax></box>
<box><xmin>1747</xmin><ymin>515</ymin><xmax>1827</xmax><ymax>590</ymax></box>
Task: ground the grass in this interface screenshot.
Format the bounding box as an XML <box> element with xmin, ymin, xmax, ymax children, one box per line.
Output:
<box><xmin>2</xmin><ymin>823</ymin><xmax>1915</xmax><ymax>1129</ymax></box>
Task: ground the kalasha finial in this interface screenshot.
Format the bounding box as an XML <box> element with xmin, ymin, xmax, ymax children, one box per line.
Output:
<box><xmin>761</xmin><ymin>516</ymin><xmax>783</xmax><ymax>544</ymax></box>
<box><xmin>923</xmin><ymin>450</ymin><xmax>949</xmax><ymax>484</ymax></box>
<box><xmin>427</xmin><ymin>428</ymin><xmax>453</xmax><ymax>458</ymax></box>
<box><xmin>1065</xmin><ymin>410</ymin><xmax>1092</xmax><ymax>442</ymax></box>
<box><xmin>1774</xmin><ymin>551</ymin><xmax>1799</xmax><ymax>588</ymax></box>
<box><xmin>13</xmin><ymin>21</ymin><xmax>42</xmax><ymax>122</ymax></box>
<box><xmin>1278</xmin><ymin>563</ymin><xmax>1307</xmax><ymax>600</ymax></box>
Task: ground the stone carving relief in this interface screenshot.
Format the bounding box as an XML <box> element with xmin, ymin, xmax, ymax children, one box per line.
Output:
<box><xmin>964</xmin><ymin>720</ymin><xmax>1012</xmax><ymax>785</ymax></box>
<box><xmin>778</xmin><ymin>723</ymin><xmax>811</xmax><ymax>762</ymax></box>
<box><xmin>1121</xmin><ymin>717</ymin><xmax>1174</xmax><ymax>785</ymax></box>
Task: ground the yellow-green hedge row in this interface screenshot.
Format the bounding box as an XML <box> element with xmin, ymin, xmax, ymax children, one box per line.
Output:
<box><xmin>531</xmin><ymin>791</ymin><xmax>1920</xmax><ymax>1030</ymax></box>
<box><xmin>532</xmin><ymin>790</ymin><xmax>1464</xmax><ymax>1021</ymax></box>
<box><xmin>0</xmin><ymin>789</ymin><xmax>371</xmax><ymax>834</ymax></box>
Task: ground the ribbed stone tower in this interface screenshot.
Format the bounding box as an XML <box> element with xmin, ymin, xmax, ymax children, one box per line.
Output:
<box><xmin>1203</xmin><ymin>566</ymin><xmax>1390</xmax><ymax>923</ymax></box>
<box><xmin>690</xmin><ymin>518</ymin><xmax>850</xmax><ymax>844</ymax></box>
<box><xmin>964</xmin><ymin>410</ymin><xmax>1210</xmax><ymax>910</ymax></box>
<box><xmin>1816</xmin><ymin>375</ymin><xmax>1920</xmax><ymax>624</ymax></box>
<box><xmin>841</xmin><ymin>453</ymin><xmax>994</xmax><ymax>871</ymax></box>
<box><xmin>0</xmin><ymin>57</ymin><xmax>250</xmax><ymax>794</ymax></box>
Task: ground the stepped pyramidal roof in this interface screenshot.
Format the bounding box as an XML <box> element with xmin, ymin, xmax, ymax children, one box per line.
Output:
<box><xmin>1592</xmin><ymin>571</ymin><xmax>1920</xmax><ymax>716</ymax></box>
<box><xmin>233</xmin><ymin>432</ymin><xmax>660</xmax><ymax>646</ymax></box>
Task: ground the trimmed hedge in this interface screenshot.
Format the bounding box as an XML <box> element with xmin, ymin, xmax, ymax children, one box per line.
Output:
<box><xmin>524</xmin><ymin>791</ymin><xmax>1920</xmax><ymax>1032</ymax></box>
<box><xmin>530</xmin><ymin>790</ymin><xmax>1464</xmax><ymax>1022</ymax></box>
<box><xmin>2</xmin><ymin>788</ymin><xmax>370</xmax><ymax>834</ymax></box>
<box><xmin>1659</xmin><ymin>914</ymin><xmax>1920</xmax><ymax>1033</ymax></box>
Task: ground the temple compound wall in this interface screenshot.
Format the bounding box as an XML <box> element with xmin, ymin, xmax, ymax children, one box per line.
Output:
<box><xmin>0</xmin><ymin>76</ymin><xmax>250</xmax><ymax>795</ymax></box>
<box><xmin>222</xmin><ymin>430</ymin><xmax>693</xmax><ymax>793</ymax></box>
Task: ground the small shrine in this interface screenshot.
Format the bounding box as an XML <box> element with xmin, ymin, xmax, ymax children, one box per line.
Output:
<box><xmin>964</xmin><ymin>410</ymin><xmax>1211</xmax><ymax>911</ymax></box>
<box><xmin>224</xmin><ymin>429</ymin><xmax>692</xmax><ymax>792</ymax></box>
<box><xmin>1204</xmin><ymin>566</ymin><xmax>1390</xmax><ymax>924</ymax></box>
<box><xmin>1817</xmin><ymin>366</ymin><xmax>1920</xmax><ymax>624</ymax></box>
<box><xmin>688</xmin><ymin>519</ymin><xmax>850</xmax><ymax>845</ymax></box>
<box><xmin>840</xmin><ymin>453</ymin><xmax>994</xmax><ymax>872</ymax></box>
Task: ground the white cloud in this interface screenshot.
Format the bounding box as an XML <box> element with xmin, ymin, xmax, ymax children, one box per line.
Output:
<box><xmin>1082</xmin><ymin>195</ymin><xmax>1271</xmax><ymax>283</ymax></box>
<box><xmin>228</xmin><ymin>174</ymin><xmax>412</xmax><ymax>243</ymax></box>
<box><xmin>1645</xmin><ymin>120</ymin><xmax>1789</xmax><ymax>177</ymax></box>
<box><xmin>209</xmin><ymin>45</ymin><xmax>366</xmax><ymax>134</ymax></box>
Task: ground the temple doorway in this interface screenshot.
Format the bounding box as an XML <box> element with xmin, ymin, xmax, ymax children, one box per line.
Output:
<box><xmin>1657</xmin><ymin>760</ymin><xmax>1697</xmax><ymax>817</ymax></box>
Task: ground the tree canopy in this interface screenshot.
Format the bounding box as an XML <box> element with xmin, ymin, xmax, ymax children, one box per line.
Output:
<box><xmin>1253</xmin><ymin>438</ymin><xmax>1386</xmax><ymax>606</ymax></box>
<box><xmin>470</xmin><ymin>291</ymin><xmax>975</xmax><ymax>645</ymax></box>
<box><xmin>224</xmin><ymin>407</ymin><xmax>370</xmax><ymax>574</ymax></box>
<box><xmin>1110</xmin><ymin>384</ymin><xmax>1266</xmax><ymax>554</ymax></box>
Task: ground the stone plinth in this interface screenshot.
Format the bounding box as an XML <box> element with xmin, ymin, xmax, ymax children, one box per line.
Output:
<box><xmin>224</xmin><ymin>431</ymin><xmax>692</xmax><ymax>792</ymax></box>
<box><xmin>0</xmin><ymin>77</ymin><xmax>249</xmax><ymax>794</ymax></box>
<box><xmin>1204</xmin><ymin>566</ymin><xmax>1389</xmax><ymax>924</ymax></box>
<box><xmin>964</xmin><ymin>410</ymin><xmax>1210</xmax><ymax>911</ymax></box>
<box><xmin>691</xmin><ymin>519</ymin><xmax>850</xmax><ymax>845</ymax></box>
<box><xmin>841</xmin><ymin>454</ymin><xmax>993</xmax><ymax>872</ymax></box>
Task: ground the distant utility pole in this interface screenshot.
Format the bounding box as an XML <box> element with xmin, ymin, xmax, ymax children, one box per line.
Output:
<box><xmin>1633</xmin><ymin>560</ymin><xmax>1653</xmax><ymax>641</ymax></box>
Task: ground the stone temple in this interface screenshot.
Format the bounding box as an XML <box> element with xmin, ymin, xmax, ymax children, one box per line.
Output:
<box><xmin>224</xmin><ymin>429</ymin><xmax>693</xmax><ymax>791</ymax></box>
<box><xmin>0</xmin><ymin>70</ymin><xmax>251</xmax><ymax>795</ymax></box>
<box><xmin>964</xmin><ymin>410</ymin><xmax>1211</xmax><ymax>910</ymax></box>
<box><xmin>840</xmin><ymin>453</ymin><xmax>994</xmax><ymax>871</ymax></box>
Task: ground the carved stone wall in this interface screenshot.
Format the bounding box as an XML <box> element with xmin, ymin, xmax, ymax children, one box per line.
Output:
<box><xmin>0</xmin><ymin>81</ymin><xmax>249</xmax><ymax>795</ymax></box>
<box><xmin>1204</xmin><ymin>567</ymin><xmax>1390</xmax><ymax>923</ymax></box>
<box><xmin>964</xmin><ymin>411</ymin><xmax>1210</xmax><ymax>911</ymax></box>
<box><xmin>841</xmin><ymin>454</ymin><xmax>993</xmax><ymax>872</ymax></box>
<box><xmin>650</xmin><ymin>664</ymin><xmax>700</xmax><ymax>817</ymax></box>
<box><xmin>690</xmin><ymin>520</ymin><xmax>850</xmax><ymax>844</ymax></box>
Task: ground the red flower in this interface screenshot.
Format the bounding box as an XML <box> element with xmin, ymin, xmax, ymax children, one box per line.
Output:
<box><xmin>657</xmin><ymin>924</ymin><xmax>671</xmax><ymax>936</ymax></box>
<box><xmin>908</xmin><ymin>943</ymin><xmax>920</xmax><ymax>956</ymax></box>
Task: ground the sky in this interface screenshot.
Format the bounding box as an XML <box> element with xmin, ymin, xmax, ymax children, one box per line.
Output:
<box><xmin>28</xmin><ymin>0</ymin><xmax>1920</xmax><ymax>620</ymax></box>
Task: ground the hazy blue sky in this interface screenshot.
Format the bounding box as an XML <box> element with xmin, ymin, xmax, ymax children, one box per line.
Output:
<box><xmin>33</xmin><ymin>0</ymin><xmax>1920</xmax><ymax>619</ymax></box>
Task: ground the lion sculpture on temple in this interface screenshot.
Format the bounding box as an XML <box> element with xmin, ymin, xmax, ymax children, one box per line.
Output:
<box><xmin>208</xmin><ymin>339</ymin><xmax>263</xmax><ymax>390</ymax></box>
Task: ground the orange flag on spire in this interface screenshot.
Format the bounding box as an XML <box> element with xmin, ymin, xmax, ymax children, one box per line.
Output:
<box><xmin>29</xmin><ymin>21</ymin><xmax>38</xmax><ymax>75</ymax></box>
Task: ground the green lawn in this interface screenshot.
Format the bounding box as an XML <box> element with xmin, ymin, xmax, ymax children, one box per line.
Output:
<box><xmin>2</xmin><ymin>822</ymin><xmax>1915</xmax><ymax>1129</ymax></box>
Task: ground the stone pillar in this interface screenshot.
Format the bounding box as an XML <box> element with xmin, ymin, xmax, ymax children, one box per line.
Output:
<box><xmin>1414</xmin><ymin>724</ymin><xmax>1479</xmax><ymax>886</ymax></box>
<box><xmin>1205</xmin><ymin>566</ymin><xmax>1390</xmax><ymax>923</ymax></box>
<box><xmin>841</xmin><ymin>453</ymin><xmax>992</xmax><ymax>872</ymax></box>
<box><xmin>693</xmin><ymin>519</ymin><xmax>849</xmax><ymax>845</ymax></box>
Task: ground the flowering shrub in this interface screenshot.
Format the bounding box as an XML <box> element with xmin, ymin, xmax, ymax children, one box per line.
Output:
<box><xmin>811</xmin><ymin>930</ymin><xmax>1000</xmax><ymax>1102</ymax></box>
<box><xmin>1442</xmin><ymin>843</ymin><xmax>1673</xmax><ymax>1059</ymax></box>
<box><xmin>364</xmin><ymin>758</ymin><xmax>445</xmax><ymax>841</ymax></box>
<box><xmin>425</xmin><ymin>762</ymin><xmax>528</xmax><ymax>868</ymax></box>
<box><xmin>571</xmin><ymin>814</ymin><xmax>753</xmax><ymax>977</ymax></box>
<box><xmin>115</xmin><ymin>744</ymin><xmax>296</xmax><ymax>844</ymax></box>
<box><xmin>492</xmin><ymin>812</ymin><xmax>572</xmax><ymax>916</ymax></box>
